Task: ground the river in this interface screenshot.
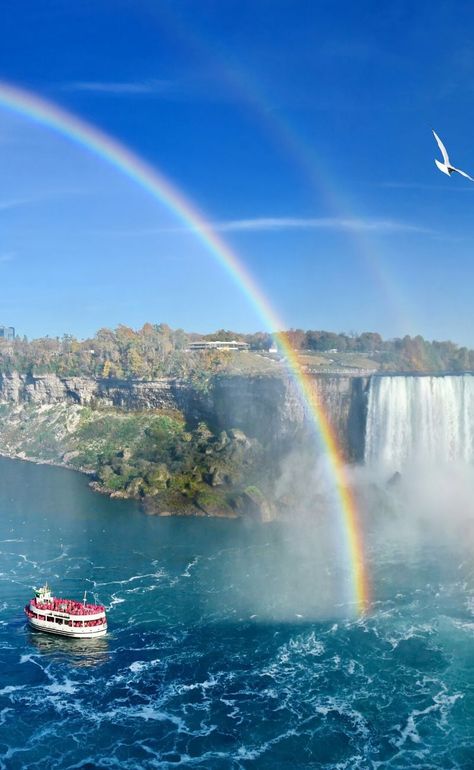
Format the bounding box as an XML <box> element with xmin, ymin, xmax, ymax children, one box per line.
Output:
<box><xmin>1</xmin><ymin>456</ymin><xmax>474</xmax><ymax>769</ymax></box>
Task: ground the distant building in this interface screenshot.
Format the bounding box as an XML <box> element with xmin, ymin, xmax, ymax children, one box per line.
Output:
<box><xmin>188</xmin><ymin>340</ymin><xmax>250</xmax><ymax>352</ymax></box>
<box><xmin>0</xmin><ymin>326</ymin><xmax>15</xmax><ymax>341</ymax></box>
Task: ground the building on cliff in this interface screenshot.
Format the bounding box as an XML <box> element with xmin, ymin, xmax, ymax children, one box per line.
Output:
<box><xmin>0</xmin><ymin>326</ymin><xmax>15</xmax><ymax>340</ymax></box>
<box><xmin>187</xmin><ymin>340</ymin><xmax>249</xmax><ymax>352</ymax></box>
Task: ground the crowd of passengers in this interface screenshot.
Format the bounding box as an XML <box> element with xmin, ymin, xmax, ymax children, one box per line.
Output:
<box><xmin>32</xmin><ymin>597</ymin><xmax>105</xmax><ymax>615</ymax></box>
<box><xmin>26</xmin><ymin>607</ymin><xmax>105</xmax><ymax>626</ymax></box>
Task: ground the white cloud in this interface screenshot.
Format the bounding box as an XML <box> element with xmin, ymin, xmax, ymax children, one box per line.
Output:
<box><xmin>63</xmin><ymin>79</ymin><xmax>172</xmax><ymax>95</ymax></box>
<box><xmin>108</xmin><ymin>216</ymin><xmax>434</xmax><ymax>238</ymax></box>
<box><xmin>208</xmin><ymin>216</ymin><xmax>432</xmax><ymax>234</ymax></box>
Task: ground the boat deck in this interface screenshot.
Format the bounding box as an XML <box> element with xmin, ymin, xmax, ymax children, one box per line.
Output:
<box><xmin>30</xmin><ymin>597</ymin><xmax>105</xmax><ymax>616</ymax></box>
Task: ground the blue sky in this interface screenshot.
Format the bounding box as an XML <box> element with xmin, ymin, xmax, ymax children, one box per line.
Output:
<box><xmin>1</xmin><ymin>1</ymin><xmax>474</xmax><ymax>343</ymax></box>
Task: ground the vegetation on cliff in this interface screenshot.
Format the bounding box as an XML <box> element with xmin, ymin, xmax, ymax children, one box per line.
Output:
<box><xmin>80</xmin><ymin>410</ymin><xmax>269</xmax><ymax>517</ymax></box>
<box><xmin>280</xmin><ymin>330</ymin><xmax>474</xmax><ymax>372</ymax></box>
<box><xmin>0</xmin><ymin>401</ymin><xmax>275</xmax><ymax>519</ymax></box>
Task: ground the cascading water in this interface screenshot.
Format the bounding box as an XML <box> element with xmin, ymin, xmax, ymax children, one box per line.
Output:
<box><xmin>365</xmin><ymin>375</ymin><xmax>474</xmax><ymax>470</ymax></box>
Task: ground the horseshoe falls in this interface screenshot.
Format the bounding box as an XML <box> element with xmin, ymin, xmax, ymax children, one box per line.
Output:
<box><xmin>365</xmin><ymin>375</ymin><xmax>474</xmax><ymax>470</ymax></box>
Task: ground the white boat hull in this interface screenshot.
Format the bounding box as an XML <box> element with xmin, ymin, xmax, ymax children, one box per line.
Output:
<box><xmin>25</xmin><ymin>584</ymin><xmax>108</xmax><ymax>638</ymax></box>
<box><xmin>27</xmin><ymin>615</ymin><xmax>107</xmax><ymax>639</ymax></box>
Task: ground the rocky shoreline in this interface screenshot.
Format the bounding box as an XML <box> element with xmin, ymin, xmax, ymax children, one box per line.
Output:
<box><xmin>0</xmin><ymin>399</ymin><xmax>277</xmax><ymax>520</ymax></box>
<box><xmin>0</xmin><ymin>447</ymin><xmax>243</xmax><ymax>518</ymax></box>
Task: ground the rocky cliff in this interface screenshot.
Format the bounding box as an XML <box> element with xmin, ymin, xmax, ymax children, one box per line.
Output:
<box><xmin>0</xmin><ymin>371</ymin><xmax>370</xmax><ymax>519</ymax></box>
<box><xmin>0</xmin><ymin>371</ymin><xmax>368</xmax><ymax>457</ymax></box>
<box><xmin>0</xmin><ymin>372</ymin><xmax>185</xmax><ymax>410</ymax></box>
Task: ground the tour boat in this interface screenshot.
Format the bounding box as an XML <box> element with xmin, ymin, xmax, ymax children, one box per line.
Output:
<box><xmin>24</xmin><ymin>583</ymin><xmax>107</xmax><ymax>638</ymax></box>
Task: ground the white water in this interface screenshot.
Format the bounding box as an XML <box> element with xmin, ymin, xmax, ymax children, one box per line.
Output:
<box><xmin>365</xmin><ymin>375</ymin><xmax>474</xmax><ymax>470</ymax></box>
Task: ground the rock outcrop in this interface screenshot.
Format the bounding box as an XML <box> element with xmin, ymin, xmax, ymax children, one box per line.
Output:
<box><xmin>0</xmin><ymin>371</ymin><xmax>369</xmax><ymax>459</ymax></box>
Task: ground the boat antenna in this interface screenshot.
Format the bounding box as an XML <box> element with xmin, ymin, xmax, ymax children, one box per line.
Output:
<box><xmin>83</xmin><ymin>589</ymin><xmax>87</xmax><ymax>606</ymax></box>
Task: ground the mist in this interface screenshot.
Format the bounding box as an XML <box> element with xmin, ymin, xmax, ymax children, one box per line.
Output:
<box><xmin>215</xmin><ymin>446</ymin><xmax>474</xmax><ymax>623</ymax></box>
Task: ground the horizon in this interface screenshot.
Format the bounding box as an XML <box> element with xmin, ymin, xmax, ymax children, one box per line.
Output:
<box><xmin>5</xmin><ymin>320</ymin><xmax>474</xmax><ymax>350</ymax></box>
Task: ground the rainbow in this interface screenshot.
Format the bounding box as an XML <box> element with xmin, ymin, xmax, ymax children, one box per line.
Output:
<box><xmin>0</xmin><ymin>80</ymin><xmax>370</xmax><ymax>612</ymax></box>
<box><xmin>151</xmin><ymin>5</ymin><xmax>412</xmax><ymax>331</ymax></box>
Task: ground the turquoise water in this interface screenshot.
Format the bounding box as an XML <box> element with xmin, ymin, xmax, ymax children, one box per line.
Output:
<box><xmin>1</xmin><ymin>457</ymin><xmax>474</xmax><ymax>769</ymax></box>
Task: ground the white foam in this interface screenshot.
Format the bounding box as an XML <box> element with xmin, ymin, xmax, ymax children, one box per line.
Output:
<box><xmin>19</xmin><ymin>654</ymin><xmax>37</xmax><ymax>665</ymax></box>
<box><xmin>394</xmin><ymin>688</ymin><xmax>463</xmax><ymax>748</ymax></box>
<box><xmin>102</xmin><ymin>704</ymin><xmax>186</xmax><ymax>730</ymax></box>
<box><xmin>0</xmin><ymin>685</ymin><xmax>25</xmax><ymax>695</ymax></box>
<box><xmin>181</xmin><ymin>556</ymin><xmax>201</xmax><ymax>577</ymax></box>
<box><xmin>0</xmin><ymin>538</ymin><xmax>24</xmax><ymax>543</ymax></box>
<box><xmin>129</xmin><ymin>659</ymin><xmax>161</xmax><ymax>674</ymax></box>
<box><xmin>107</xmin><ymin>594</ymin><xmax>125</xmax><ymax>610</ymax></box>
<box><xmin>176</xmin><ymin>674</ymin><xmax>219</xmax><ymax>694</ymax></box>
<box><xmin>236</xmin><ymin>728</ymin><xmax>299</xmax><ymax>762</ymax></box>
<box><xmin>0</xmin><ymin>707</ymin><xmax>13</xmax><ymax>725</ymax></box>
<box><xmin>45</xmin><ymin>679</ymin><xmax>78</xmax><ymax>695</ymax></box>
<box><xmin>314</xmin><ymin>697</ymin><xmax>370</xmax><ymax>738</ymax></box>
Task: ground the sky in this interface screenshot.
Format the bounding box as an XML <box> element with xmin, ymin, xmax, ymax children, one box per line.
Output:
<box><xmin>1</xmin><ymin>1</ymin><xmax>474</xmax><ymax>343</ymax></box>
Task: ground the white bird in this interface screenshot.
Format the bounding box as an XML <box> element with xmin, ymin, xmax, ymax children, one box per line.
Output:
<box><xmin>433</xmin><ymin>130</ymin><xmax>474</xmax><ymax>181</ymax></box>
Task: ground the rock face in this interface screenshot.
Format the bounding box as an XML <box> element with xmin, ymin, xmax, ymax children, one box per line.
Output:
<box><xmin>0</xmin><ymin>372</ymin><xmax>369</xmax><ymax>459</ymax></box>
<box><xmin>0</xmin><ymin>373</ymin><xmax>186</xmax><ymax>411</ymax></box>
<box><xmin>197</xmin><ymin>374</ymin><xmax>369</xmax><ymax>460</ymax></box>
<box><xmin>317</xmin><ymin>375</ymin><xmax>369</xmax><ymax>461</ymax></box>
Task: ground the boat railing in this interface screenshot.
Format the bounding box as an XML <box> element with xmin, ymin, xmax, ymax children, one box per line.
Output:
<box><xmin>31</xmin><ymin>597</ymin><xmax>105</xmax><ymax>616</ymax></box>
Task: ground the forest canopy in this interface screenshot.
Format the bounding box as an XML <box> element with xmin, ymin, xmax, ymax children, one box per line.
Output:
<box><xmin>0</xmin><ymin>323</ymin><xmax>472</xmax><ymax>377</ymax></box>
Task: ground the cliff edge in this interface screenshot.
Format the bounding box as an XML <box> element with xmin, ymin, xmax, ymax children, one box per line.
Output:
<box><xmin>0</xmin><ymin>371</ymin><xmax>368</xmax><ymax>518</ymax></box>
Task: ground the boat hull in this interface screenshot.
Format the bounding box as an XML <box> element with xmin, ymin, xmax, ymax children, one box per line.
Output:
<box><xmin>26</xmin><ymin>616</ymin><xmax>107</xmax><ymax>639</ymax></box>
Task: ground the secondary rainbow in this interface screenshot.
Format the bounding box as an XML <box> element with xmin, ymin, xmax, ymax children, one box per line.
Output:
<box><xmin>150</xmin><ymin>6</ymin><xmax>413</xmax><ymax>330</ymax></box>
<box><xmin>0</xmin><ymin>80</ymin><xmax>370</xmax><ymax>611</ymax></box>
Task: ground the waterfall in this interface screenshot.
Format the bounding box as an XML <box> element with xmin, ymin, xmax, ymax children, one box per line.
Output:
<box><xmin>365</xmin><ymin>375</ymin><xmax>474</xmax><ymax>469</ymax></box>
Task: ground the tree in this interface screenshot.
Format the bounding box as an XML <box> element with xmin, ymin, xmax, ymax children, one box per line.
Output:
<box><xmin>280</xmin><ymin>329</ymin><xmax>306</xmax><ymax>350</ymax></box>
<box><xmin>127</xmin><ymin>348</ymin><xmax>146</xmax><ymax>379</ymax></box>
<box><xmin>356</xmin><ymin>332</ymin><xmax>383</xmax><ymax>353</ymax></box>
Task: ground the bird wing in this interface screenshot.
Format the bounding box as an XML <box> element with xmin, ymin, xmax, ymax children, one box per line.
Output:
<box><xmin>435</xmin><ymin>159</ymin><xmax>451</xmax><ymax>176</ymax></box>
<box><xmin>432</xmin><ymin>130</ymin><xmax>450</xmax><ymax>165</ymax></box>
<box><xmin>452</xmin><ymin>166</ymin><xmax>474</xmax><ymax>182</ymax></box>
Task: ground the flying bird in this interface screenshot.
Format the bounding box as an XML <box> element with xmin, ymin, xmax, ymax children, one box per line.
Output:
<box><xmin>432</xmin><ymin>130</ymin><xmax>474</xmax><ymax>181</ymax></box>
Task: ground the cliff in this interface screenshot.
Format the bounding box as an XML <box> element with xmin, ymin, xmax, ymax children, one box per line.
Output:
<box><xmin>0</xmin><ymin>371</ymin><xmax>369</xmax><ymax>519</ymax></box>
<box><xmin>0</xmin><ymin>371</ymin><xmax>368</xmax><ymax>457</ymax></box>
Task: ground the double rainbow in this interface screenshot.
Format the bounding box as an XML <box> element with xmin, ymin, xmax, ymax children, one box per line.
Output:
<box><xmin>0</xmin><ymin>80</ymin><xmax>370</xmax><ymax>612</ymax></box>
